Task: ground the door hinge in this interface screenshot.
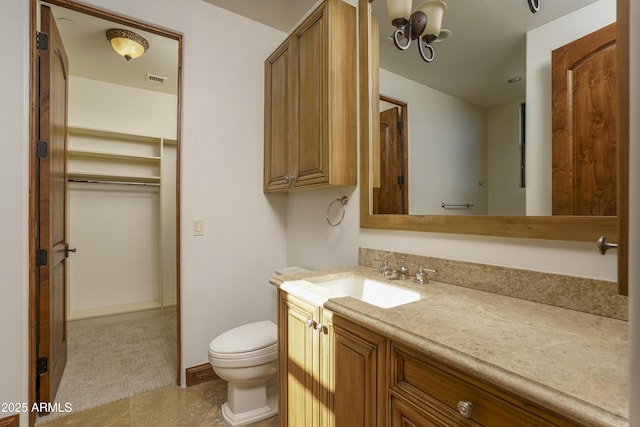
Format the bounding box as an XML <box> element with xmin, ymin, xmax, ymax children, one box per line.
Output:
<box><xmin>397</xmin><ymin>176</ymin><xmax>405</xmax><ymax>185</ymax></box>
<box><xmin>36</xmin><ymin>32</ymin><xmax>49</xmax><ymax>51</ymax></box>
<box><xmin>397</xmin><ymin>120</ymin><xmax>404</xmax><ymax>132</ymax></box>
<box><xmin>36</xmin><ymin>249</ymin><xmax>48</xmax><ymax>267</ymax></box>
<box><xmin>36</xmin><ymin>357</ymin><xmax>48</xmax><ymax>375</ymax></box>
<box><xmin>37</xmin><ymin>140</ymin><xmax>48</xmax><ymax>159</ymax></box>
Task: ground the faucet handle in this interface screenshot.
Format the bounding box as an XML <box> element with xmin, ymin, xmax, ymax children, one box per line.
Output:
<box><xmin>378</xmin><ymin>259</ymin><xmax>395</xmax><ymax>277</ymax></box>
<box><xmin>415</xmin><ymin>266</ymin><xmax>436</xmax><ymax>284</ymax></box>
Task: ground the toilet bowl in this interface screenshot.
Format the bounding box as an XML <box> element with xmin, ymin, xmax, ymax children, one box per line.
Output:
<box><xmin>208</xmin><ymin>320</ymin><xmax>278</xmax><ymax>426</ymax></box>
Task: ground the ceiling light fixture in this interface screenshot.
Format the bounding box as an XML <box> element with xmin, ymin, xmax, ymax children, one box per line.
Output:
<box><xmin>386</xmin><ymin>0</ymin><xmax>447</xmax><ymax>63</ymax></box>
<box><xmin>105</xmin><ymin>28</ymin><xmax>149</xmax><ymax>61</ymax></box>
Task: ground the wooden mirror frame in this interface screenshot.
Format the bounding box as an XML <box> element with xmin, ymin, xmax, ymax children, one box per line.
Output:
<box><xmin>358</xmin><ymin>0</ymin><xmax>629</xmax><ymax>295</ymax></box>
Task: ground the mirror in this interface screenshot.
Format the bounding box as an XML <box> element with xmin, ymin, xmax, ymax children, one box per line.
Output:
<box><xmin>360</xmin><ymin>0</ymin><xmax>629</xmax><ymax>294</ymax></box>
<box><xmin>371</xmin><ymin>0</ymin><xmax>617</xmax><ymax>217</ymax></box>
<box><xmin>359</xmin><ymin>0</ymin><xmax>618</xmax><ymax>243</ymax></box>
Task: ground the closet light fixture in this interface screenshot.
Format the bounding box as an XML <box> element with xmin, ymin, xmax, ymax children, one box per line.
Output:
<box><xmin>386</xmin><ymin>0</ymin><xmax>447</xmax><ymax>63</ymax></box>
<box><xmin>106</xmin><ymin>28</ymin><xmax>149</xmax><ymax>61</ymax></box>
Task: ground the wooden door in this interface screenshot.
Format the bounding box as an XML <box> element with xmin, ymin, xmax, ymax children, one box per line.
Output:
<box><xmin>373</xmin><ymin>104</ymin><xmax>408</xmax><ymax>214</ymax></box>
<box><xmin>552</xmin><ymin>23</ymin><xmax>617</xmax><ymax>216</ymax></box>
<box><xmin>37</xmin><ymin>4</ymin><xmax>69</xmax><ymax>408</ymax></box>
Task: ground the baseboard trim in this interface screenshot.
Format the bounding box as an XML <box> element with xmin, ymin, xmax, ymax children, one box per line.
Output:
<box><xmin>0</xmin><ymin>414</ymin><xmax>19</xmax><ymax>427</ymax></box>
<box><xmin>185</xmin><ymin>363</ymin><xmax>218</xmax><ymax>387</ymax></box>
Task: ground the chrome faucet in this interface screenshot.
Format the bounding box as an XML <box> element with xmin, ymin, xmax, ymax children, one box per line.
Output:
<box><xmin>378</xmin><ymin>259</ymin><xmax>395</xmax><ymax>278</ymax></box>
<box><xmin>397</xmin><ymin>256</ymin><xmax>410</xmax><ymax>280</ymax></box>
<box><xmin>414</xmin><ymin>266</ymin><xmax>437</xmax><ymax>284</ymax></box>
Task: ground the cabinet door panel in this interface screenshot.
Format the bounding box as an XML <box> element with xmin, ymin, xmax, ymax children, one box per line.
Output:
<box><xmin>279</xmin><ymin>292</ymin><xmax>319</xmax><ymax>426</ymax></box>
<box><xmin>293</xmin><ymin>6</ymin><xmax>328</xmax><ymax>186</ymax></box>
<box><xmin>333</xmin><ymin>316</ymin><xmax>387</xmax><ymax>427</ymax></box>
<box><xmin>264</xmin><ymin>40</ymin><xmax>293</xmax><ymax>191</ymax></box>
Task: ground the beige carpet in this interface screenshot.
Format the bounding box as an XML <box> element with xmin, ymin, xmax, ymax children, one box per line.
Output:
<box><xmin>37</xmin><ymin>308</ymin><xmax>177</xmax><ymax>424</ymax></box>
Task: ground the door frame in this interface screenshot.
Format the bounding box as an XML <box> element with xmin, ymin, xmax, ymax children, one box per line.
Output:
<box><xmin>28</xmin><ymin>1</ymin><xmax>183</xmax><ymax>425</ymax></box>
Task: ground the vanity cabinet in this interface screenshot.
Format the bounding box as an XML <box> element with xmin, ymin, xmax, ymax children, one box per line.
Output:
<box><xmin>390</xmin><ymin>343</ymin><xmax>582</xmax><ymax>427</ymax></box>
<box><xmin>263</xmin><ymin>0</ymin><xmax>357</xmax><ymax>192</ymax></box>
<box><xmin>277</xmin><ymin>290</ymin><xmax>334</xmax><ymax>426</ymax></box>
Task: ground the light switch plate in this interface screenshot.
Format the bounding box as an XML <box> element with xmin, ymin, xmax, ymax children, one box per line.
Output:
<box><xmin>193</xmin><ymin>219</ymin><xmax>204</xmax><ymax>236</ymax></box>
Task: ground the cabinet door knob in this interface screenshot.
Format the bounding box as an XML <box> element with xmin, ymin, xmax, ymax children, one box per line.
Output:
<box><xmin>457</xmin><ymin>401</ymin><xmax>474</xmax><ymax>418</ymax></box>
<box><xmin>306</xmin><ymin>319</ymin><xmax>315</xmax><ymax>329</ymax></box>
<box><xmin>315</xmin><ymin>322</ymin><xmax>325</xmax><ymax>333</ymax></box>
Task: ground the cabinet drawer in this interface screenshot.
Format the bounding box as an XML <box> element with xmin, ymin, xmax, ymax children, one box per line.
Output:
<box><xmin>391</xmin><ymin>344</ymin><xmax>580</xmax><ymax>427</ymax></box>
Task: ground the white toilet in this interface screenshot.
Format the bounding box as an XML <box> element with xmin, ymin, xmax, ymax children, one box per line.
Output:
<box><xmin>208</xmin><ymin>320</ymin><xmax>278</xmax><ymax>426</ymax></box>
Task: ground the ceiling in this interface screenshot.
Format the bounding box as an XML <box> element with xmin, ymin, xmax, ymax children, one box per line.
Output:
<box><xmin>46</xmin><ymin>3</ymin><xmax>179</xmax><ymax>95</ymax></box>
<box><xmin>48</xmin><ymin>0</ymin><xmax>603</xmax><ymax>107</ymax></box>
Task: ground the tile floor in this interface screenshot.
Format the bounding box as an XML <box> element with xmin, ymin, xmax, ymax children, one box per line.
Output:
<box><xmin>37</xmin><ymin>379</ymin><xmax>278</xmax><ymax>427</ymax></box>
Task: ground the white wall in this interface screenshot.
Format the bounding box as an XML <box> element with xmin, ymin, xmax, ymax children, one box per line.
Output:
<box><xmin>525</xmin><ymin>0</ymin><xmax>616</xmax><ymax>215</ymax></box>
<box><xmin>0</xmin><ymin>0</ymin><xmax>29</xmax><ymax>425</ymax></box>
<box><xmin>69</xmin><ymin>76</ymin><xmax>178</xmax><ymax>139</ymax></box>
<box><xmin>67</xmin><ymin>77</ymin><xmax>176</xmax><ymax>318</ymax></box>
<box><xmin>487</xmin><ymin>103</ymin><xmax>526</xmax><ymax>215</ymax></box>
<box><xmin>379</xmin><ymin>69</ymin><xmax>488</xmax><ymax>215</ymax></box>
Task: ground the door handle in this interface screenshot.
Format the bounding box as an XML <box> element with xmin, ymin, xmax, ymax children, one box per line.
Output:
<box><xmin>64</xmin><ymin>243</ymin><xmax>77</xmax><ymax>257</ymax></box>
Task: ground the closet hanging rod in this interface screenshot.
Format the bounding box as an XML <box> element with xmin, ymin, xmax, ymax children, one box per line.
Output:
<box><xmin>67</xmin><ymin>178</ymin><xmax>160</xmax><ymax>187</ymax></box>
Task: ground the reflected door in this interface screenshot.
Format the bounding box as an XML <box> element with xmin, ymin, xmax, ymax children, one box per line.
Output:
<box><xmin>552</xmin><ymin>23</ymin><xmax>617</xmax><ymax>216</ymax></box>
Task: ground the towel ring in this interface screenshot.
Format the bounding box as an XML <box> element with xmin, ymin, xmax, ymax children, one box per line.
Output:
<box><xmin>326</xmin><ymin>196</ymin><xmax>349</xmax><ymax>226</ymax></box>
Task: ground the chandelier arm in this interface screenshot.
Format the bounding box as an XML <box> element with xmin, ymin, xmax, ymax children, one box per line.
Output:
<box><xmin>393</xmin><ymin>27</ymin><xmax>412</xmax><ymax>51</ymax></box>
<box><xmin>528</xmin><ymin>0</ymin><xmax>540</xmax><ymax>13</ymax></box>
<box><xmin>418</xmin><ymin>41</ymin><xmax>435</xmax><ymax>63</ymax></box>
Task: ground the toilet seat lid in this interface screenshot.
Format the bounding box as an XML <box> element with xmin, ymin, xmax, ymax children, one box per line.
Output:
<box><xmin>209</xmin><ymin>320</ymin><xmax>277</xmax><ymax>354</ymax></box>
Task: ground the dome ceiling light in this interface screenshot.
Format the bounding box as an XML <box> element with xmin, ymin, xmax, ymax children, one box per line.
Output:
<box><xmin>105</xmin><ymin>28</ymin><xmax>149</xmax><ymax>61</ymax></box>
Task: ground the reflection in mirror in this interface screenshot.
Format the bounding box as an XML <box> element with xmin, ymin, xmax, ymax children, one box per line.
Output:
<box><xmin>371</xmin><ymin>0</ymin><xmax>617</xmax><ymax>216</ymax></box>
<box><xmin>374</xmin><ymin>96</ymin><xmax>408</xmax><ymax>214</ymax></box>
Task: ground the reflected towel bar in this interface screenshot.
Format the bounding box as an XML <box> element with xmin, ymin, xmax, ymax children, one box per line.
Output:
<box><xmin>441</xmin><ymin>202</ymin><xmax>474</xmax><ymax>209</ymax></box>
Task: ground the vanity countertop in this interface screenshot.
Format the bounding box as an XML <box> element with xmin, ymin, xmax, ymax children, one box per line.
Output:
<box><xmin>270</xmin><ymin>266</ymin><xmax>629</xmax><ymax>427</ymax></box>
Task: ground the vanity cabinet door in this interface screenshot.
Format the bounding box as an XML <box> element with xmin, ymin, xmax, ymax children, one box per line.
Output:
<box><xmin>332</xmin><ymin>316</ymin><xmax>387</xmax><ymax>427</ymax></box>
<box><xmin>278</xmin><ymin>290</ymin><xmax>334</xmax><ymax>427</ymax></box>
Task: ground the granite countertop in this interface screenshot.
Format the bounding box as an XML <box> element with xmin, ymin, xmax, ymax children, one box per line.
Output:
<box><xmin>270</xmin><ymin>266</ymin><xmax>629</xmax><ymax>427</ymax></box>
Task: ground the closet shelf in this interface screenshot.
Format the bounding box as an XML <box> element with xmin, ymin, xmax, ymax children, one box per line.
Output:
<box><xmin>68</xmin><ymin>149</ymin><xmax>161</xmax><ymax>163</ymax></box>
<box><xmin>68</xmin><ymin>171</ymin><xmax>161</xmax><ymax>184</ymax></box>
<box><xmin>68</xmin><ymin>126</ymin><xmax>162</xmax><ymax>144</ymax></box>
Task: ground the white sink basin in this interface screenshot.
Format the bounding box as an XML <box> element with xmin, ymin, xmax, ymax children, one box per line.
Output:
<box><xmin>281</xmin><ymin>276</ymin><xmax>421</xmax><ymax>308</ymax></box>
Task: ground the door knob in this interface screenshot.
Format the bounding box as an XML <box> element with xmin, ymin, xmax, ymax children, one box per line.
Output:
<box><xmin>64</xmin><ymin>243</ymin><xmax>77</xmax><ymax>257</ymax></box>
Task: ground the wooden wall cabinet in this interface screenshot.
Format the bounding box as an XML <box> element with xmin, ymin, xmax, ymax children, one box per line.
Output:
<box><xmin>264</xmin><ymin>0</ymin><xmax>357</xmax><ymax>192</ymax></box>
<box><xmin>277</xmin><ymin>290</ymin><xmax>334</xmax><ymax>426</ymax></box>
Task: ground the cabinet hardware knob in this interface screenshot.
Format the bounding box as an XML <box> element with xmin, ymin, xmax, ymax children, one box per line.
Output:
<box><xmin>315</xmin><ymin>322</ymin><xmax>325</xmax><ymax>332</ymax></box>
<box><xmin>306</xmin><ymin>319</ymin><xmax>315</xmax><ymax>328</ymax></box>
<box><xmin>457</xmin><ymin>401</ymin><xmax>473</xmax><ymax>418</ymax></box>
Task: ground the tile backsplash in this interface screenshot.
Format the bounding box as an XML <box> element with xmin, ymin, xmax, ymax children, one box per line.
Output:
<box><xmin>359</xmin><ymin>248</ymin><xmax>628</xmax><ymax>321</ymax></box>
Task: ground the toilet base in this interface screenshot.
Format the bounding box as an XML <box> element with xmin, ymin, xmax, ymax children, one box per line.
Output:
<box><xmin>221</xmin><ymin>393</ymin><xmax>277</xmax><ymax>427</ymax></box>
